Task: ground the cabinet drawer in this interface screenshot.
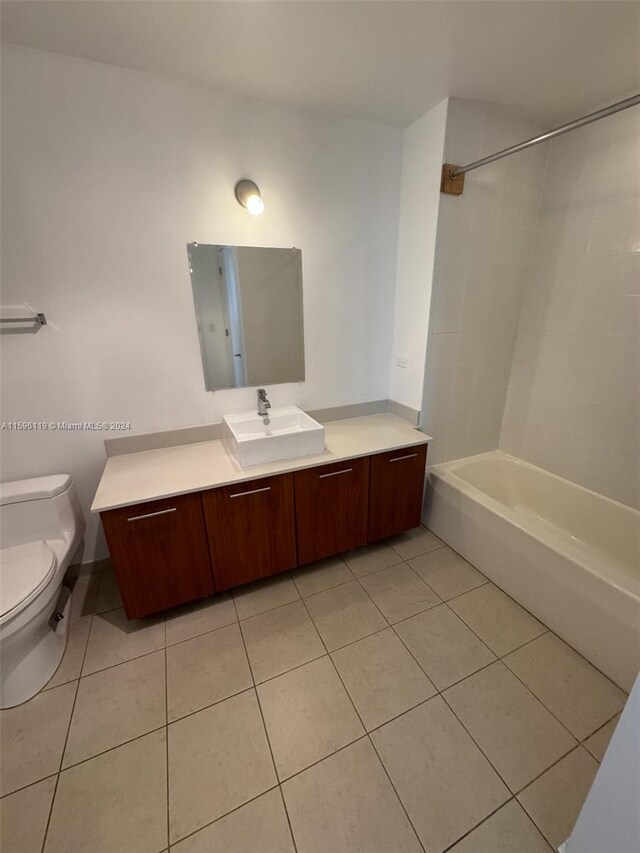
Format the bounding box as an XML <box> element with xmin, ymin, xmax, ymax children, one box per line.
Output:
<box><xmin>202</xmin><ymin>473</ymin><xmax>297</xmax><ymax>591</ymax></box>
<box><xmin>368</xmin><ymin>444</ymin><xmax>427</xmax><ymax>542</ymax></box>
<box><xmin>100</xmin><ymin>492</ymin><xmax>214</xmax><ymax>619</ymax></box>
<box><xmin>294</xmin><ymin>457</ymin><xmax>369</xmax><ymax>564</ymax></box>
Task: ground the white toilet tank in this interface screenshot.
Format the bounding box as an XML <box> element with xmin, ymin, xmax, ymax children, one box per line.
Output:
<box><xmin>0</xmin><ymin>475</ymin><xmax>85</xmax><ymax>552</ymax></box>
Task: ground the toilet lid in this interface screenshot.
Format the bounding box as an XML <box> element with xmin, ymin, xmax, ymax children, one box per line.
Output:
<box><xmin>0</xmin><ymin>541</ymin><xmax>57</xmax><ymax>620</ymax></box>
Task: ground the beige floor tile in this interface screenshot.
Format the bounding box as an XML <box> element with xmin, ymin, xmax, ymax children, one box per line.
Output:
<box><xmin>171</xmin><ymin>789</ymin><xmax>295</xmax><ymax>853</ymax></box>
<box><xmin>504</xmin><ymin>633</ymin><xmax>627</xmax><ymax>740</ymax></box>
<box><xmin>342</xmin><ymin>542</ymin><xmax>403</xmax><ymax>578</ymax></box>
<box><xmin>45</xmin><ymin>616</ymin><xmax>92</xmax><ymax>689</ymax></box>
<box><xmin>165</xmin><ymin>593</ymin><xmax>237</xmax><ymax>646</ymax></box>
<box><xmin>258</xmin><ymin>657</ymin><xmax>364</xmax><ymax>780</ymax></box>
<box><xmin>395</xmin><ymin>604</ymin><xmax>495</xmax><ymax>689</ymax></box>
<box><xmin>584</xmin><ymin>714</ymin><xmax>620</xmax><ymax>762</ymax></box>
<box><xmin>359</xmin><ymin>563</ymin><xmax>440</xmax><ymax>623</ymax></box>
<box><xmin>0</xmin><ymin>776</ymin><xmax>57</xmax><ymax>853</ymax></box>
<box><xmin>389</xmin><ymin>525</ymin><xmax>444</xmax><ymax>561</ymax></box>
<box><xmin>82</xmin><ymin>607</ymin><xmax>165</xmax><ymax>675</ymax></box>
<box><xmin>332</xmin><ymin>628</ymin><xmax>436</xmax><ymax>730</ymax></box>
<box><xmin>94</xmin><ymin>569</ymin><xmax>123</xmax><ymax>613</ymax></box>
<box><xmin>241</xmin><ymin>600</ymin><xmax>325</xmax><ymax>683</ymax></box>
<box><xmin>168</xmin><ymin>690</ymin><xmax>277</xmax><ymax>843</ymax></box>
<box><xmin>409</xmin><ymin>546</ymin><xmax>488</xmax><ymax>601</ymax></box>
<box><xmin>449</xmin><ymin>583</ymin><xmax>546</xmax><ymax>656</ymax></box>
<box><xmin>45</xmin><ymin>729</ymin><xmax>167</xmax><ymax>853</ymax></box>
<box><xmin>304</xmin><ymin>581</ymin><xmax>387</xmax><ymax>651</ymax></box>
<box><xmin>518</xmin><ymin>747</ymin><xmax>599</xmax><ymax>849</ymax></box>
<box><xmin>233</xmin><ymin>574</ymin><xmax>300</xmax><ymax>620</ymax></box>
<box><xmin>69</xmin><ymin>571</ymin><xmax>101</xmax><ymax>621</ymax></box>
<box><xmin>167</xmin><ymin>623</ymin><xmax>252</xmax><ymax>721</ymax></box>
<box><xmin>0</xmin><ymin>682</ymin><xmax>76</xmax><ymax>796</ymax></box>
<box><xmin>291</xmin><ymin>556</ymin><xmax>354</xmax><ymax>597</ymax></box>
<box><xmin>63</xmin><ymin>650</ymin><xmax>166</xmax><ymax>767</ymax></box>
<box><xmin>448</xmin><ymin>800</ymin><xmax>551</xmax><ymax>853</ymax></box>
<box><xmin>372</xmin><ymin>696</ymin><xmax>509</xmax><ymax>852</ymax></box>
<box><xmin>444</xmin><ymin>662</ymin><xmax>577</xmax><ymax>792</ymax></box>
<box><xmin>282</xmin><ymin>738</ymin><xmax>422</xmax><ymax>853</ymax></box>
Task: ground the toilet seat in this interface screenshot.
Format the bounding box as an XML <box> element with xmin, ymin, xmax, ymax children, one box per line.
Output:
<box><xmin>0</xmin><ymin>541</ymin><xmax>57</xmax><ymax>624</ymax></box>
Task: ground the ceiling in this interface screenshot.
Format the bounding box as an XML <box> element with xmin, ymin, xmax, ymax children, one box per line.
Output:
<box><xmin>2</xmin><ymin>1</ymin><xmax>639</xmax><ymax>127</ymax></box>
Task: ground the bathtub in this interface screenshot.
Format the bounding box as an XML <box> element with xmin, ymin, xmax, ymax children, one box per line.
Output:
<box><xmin>425</xmin><ymin>451</ymin><xmax>640</xmax><ymax>690</ymax></box>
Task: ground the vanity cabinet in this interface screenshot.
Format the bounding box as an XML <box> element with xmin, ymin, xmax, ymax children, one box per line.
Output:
<box><xmin>202</xmin><ymin>474</ymin><xmax>297</xmax><ymax>591</ymax></box>
<box><xmin>294</xmin><ymin>457</ymin><xmax>370</xmax><ymax>564</ymax></box>
<box><xmin>368</xmin><ymin>444</ymin><xmax>428</xmax><ymax>542</ymax></box>
<box><xmin>100</xmin><ymin>492</ymin><xmax>214</xmax><ymax>619</ymax></box>
<box><xmin>100</xmin><ymin>441</ymin><xmax>427</xmax><ymax>618</ymax></box>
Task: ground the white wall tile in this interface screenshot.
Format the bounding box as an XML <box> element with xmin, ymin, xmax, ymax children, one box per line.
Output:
<box><xmin>501</xmin><ymin>110</ymin><xmax>640</xmax><ymax>508</ymax></box>
<box><xmin>421</xmin><ymin>99</ymin><xmax>547</xmax><ymax>461</ymax></box>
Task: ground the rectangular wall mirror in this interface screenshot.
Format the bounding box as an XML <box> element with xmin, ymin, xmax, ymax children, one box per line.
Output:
<box><xmin>187</xmin><ymin>243</ymin><xmax>305</xmax><ymax>390</ymax></box>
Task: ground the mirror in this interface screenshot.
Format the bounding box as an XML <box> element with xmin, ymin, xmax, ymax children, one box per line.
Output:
<box><xmin>187</xmin><ymin>244</ymin><xmax>305</xmax><ymax>390</ymax></box>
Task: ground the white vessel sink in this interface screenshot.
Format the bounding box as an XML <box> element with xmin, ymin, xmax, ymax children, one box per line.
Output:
<box><xmin>223</xmin><ymin>406</ymin><xmax>325</xmax><ymax>468</ymax></box>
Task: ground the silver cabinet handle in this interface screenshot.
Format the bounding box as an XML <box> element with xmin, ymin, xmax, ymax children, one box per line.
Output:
<box><xmin>389</xmin><ymin>453</ymin><xmax>418</xmax><ymax>463</ymax></box>
<box><xmin>230</xmin><ymin>486</ymin><xmax>271</xmax><ymax>499</ymax></box>
<box><xmin>319</xmin><ymin>468</ymin><xmax>353</xmax><ymax>479</ymax></box>
<box><xmin>127</xmin><ymin>507</ymin><xmax>177</xmax><ymax>522</ymax></box>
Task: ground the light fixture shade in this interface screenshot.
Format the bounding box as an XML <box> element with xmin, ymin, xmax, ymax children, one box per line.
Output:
<box><xmin>234</xmin><ymin>179</ymin><xmax>264</xmax><ymax>215</ymax></box>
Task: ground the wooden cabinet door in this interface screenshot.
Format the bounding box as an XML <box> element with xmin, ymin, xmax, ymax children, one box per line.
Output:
<box><xmin>202</xmin><ymin>474</ymin><xmax>297</xmax><ymax>591</ymax></box>
<box><xmin>368</xmin><ymin>444</ymin><xmax>427</xmax><ymax>542</ymax></box>
<box><xmin>100</xmin><ymin>492</ymin><xmax>214</xmax><ymax>619</ymax></box>
<box><xmin>294</xmin><ymin>457</ymin><xmax>369</xmax><ymax>565</ymax></box>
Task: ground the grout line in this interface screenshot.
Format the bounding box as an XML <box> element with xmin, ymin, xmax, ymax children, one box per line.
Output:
<box><xmin>234</xmin><ymin>591</ymin><xmax>303</xmax><ymax>624</ymax></box>
<box><xmin>436</xmin><ymin>577</ymin><xmax>491</xmax><ymax>603</ymax></box>
<box><xmin>166</xmin><ymin>782</ymin><xmax>281</xmax><ymax>848</ymax></box>
<box><xmin>366</xmin><ymin>734</ymin><xmax>428</xmax><ymax>853</ymax></box>
<box><xmin>40</xmin><ymin>607</ymin><xmax>94</xmax><ymax>853</ymax></box>
<box><xmin>276</xmin><ymin>785</ymin><xmax>299</xmax><ymax>853</ymax></box>
<box><xmin>512</xmin><ymin>742</ymin><xmax>584</xmax><ymax>797</ymax></box>
<box><xmin>299</xmin><ymin>589</ymin><xmax>427</xmax><ymax>852</ymax></box>
<box><xmin>74</xmin><ymin>642</ymin><xmax>166</xmax><ymax>681</ymax></box>
<box><xmin>579</xmin><ymin>709</ymin><xmax>620</xmax><ymax>752</ymax></box>
<box><xmin>439</xmin><ymin>796</ymin><xmax>517</xmax><ymax>852</ymax></box>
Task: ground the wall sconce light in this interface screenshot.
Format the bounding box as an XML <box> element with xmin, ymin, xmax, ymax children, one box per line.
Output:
<box><xmin>234</xmin><ymin>179</ymin><xmax>264</xmax><ymax>215</ymax></box>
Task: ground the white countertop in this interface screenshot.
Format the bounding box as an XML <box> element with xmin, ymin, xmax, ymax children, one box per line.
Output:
<box><xmin>91</xmin><ymin>414</ymin><xmax>431</xmax><ymax>513</ymax></box>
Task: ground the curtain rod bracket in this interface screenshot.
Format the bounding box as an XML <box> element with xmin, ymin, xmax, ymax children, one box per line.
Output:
<box><xmin>440</xmin><ymin>93</ymin><xmax>640</xmax><ymax>196</ymax></box>
<box><xmin>441</xmin><ymin>163</ymin><xmax>465</xmax><ymax>195</ymax></box>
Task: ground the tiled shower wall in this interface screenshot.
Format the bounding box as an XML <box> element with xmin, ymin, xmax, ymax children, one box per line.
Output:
<box><xmin>421</xmin><ymin>99</ymin><xmax>547</xmax><ymax>463</ymax></box>
<box><xmin>501</xmin><ymin>105</ymin><xmax>640</xmax><ymax>508</ymax></box>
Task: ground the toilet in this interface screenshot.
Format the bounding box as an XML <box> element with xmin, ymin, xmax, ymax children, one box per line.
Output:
<box><xmin>0</xmin><ymin>475</ymin><xmax>85</xmax><ymax>708</ymax></box>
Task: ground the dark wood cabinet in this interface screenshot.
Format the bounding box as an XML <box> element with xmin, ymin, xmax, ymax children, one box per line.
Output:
<box><xmin>202</xmin><ymin>474</ymin><xmax>297</xmax><ymax>591</ymax></box>
<box><xmin>368</xmin><ymin>444</ymin><xmax>428</xmax><ymax>542</ymax></box>
<box><xmin>294</xmin><ymin>457</ymin><xmax>370</xmax><ymax>564</ymax></box>
<box><xmin>100</xmin><ymin>492</ymin><xmax>214</xmax><ymax>619</ymax></box>
<box><xmin>100</xmin><ymin>441</ymin><xmax>428</xmax><ymax>618</ymax></box>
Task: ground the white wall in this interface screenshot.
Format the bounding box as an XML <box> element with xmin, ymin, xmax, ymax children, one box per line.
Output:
<box><xmin>422</xmin><ymin>99</ymin><xmax>547</xmax><ymax>463</ymax></box>
<box><xmin>389</xmin><ymin>99</ymin><xmax>448</xmax><ymax>412</ymax></box>
<box><xmin>0</xmin><ymin>44</ymin><xmax>402</xmax><ymax>560</ymax></box>
<box><xmin>501</xmin><ymin>105</ymin><xmax>640</xmax><ymax>508</ymax></box>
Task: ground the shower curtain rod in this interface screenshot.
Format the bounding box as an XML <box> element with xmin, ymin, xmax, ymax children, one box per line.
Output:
<box><xmin>441</xmin><ymin>92</ymin><xmax>640</xmax><ymax>195</ymax></box>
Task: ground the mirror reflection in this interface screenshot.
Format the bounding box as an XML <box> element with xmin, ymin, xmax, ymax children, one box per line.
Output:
<box><xmin>188</xmin><ymin>244</ymin><xmax>305</xmax><ymax>390</ymax></box>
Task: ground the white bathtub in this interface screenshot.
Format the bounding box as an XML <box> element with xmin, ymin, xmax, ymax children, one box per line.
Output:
<box><xmin>425</xmin><ymin>451</ymin><xmax>640</xmax><ymax>690</ymax></box>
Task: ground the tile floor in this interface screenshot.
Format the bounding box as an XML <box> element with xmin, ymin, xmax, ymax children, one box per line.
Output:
<box><xmin>0</xmin><ymin>526</ymin><xmax>628</xmax><ymax>853</ymax></box>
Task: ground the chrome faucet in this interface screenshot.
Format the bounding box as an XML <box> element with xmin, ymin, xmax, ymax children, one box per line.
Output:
<box><xmin>257</xmin><ymin>388</ymin><xmax>271</xmax><ymax>417</ymax></box>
